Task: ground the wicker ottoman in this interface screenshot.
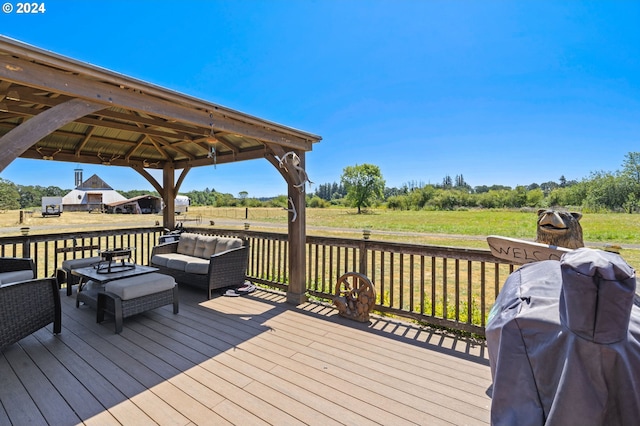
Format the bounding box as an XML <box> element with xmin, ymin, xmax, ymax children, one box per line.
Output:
<box><xmin>96</xmin><ymin>273</ymin><xmax>178</xmax><ymax>333</ymax></box>
<box><xmin>57</xmin><ymin>257</ymin><xmax>102</xmax><ymax>296</ymax></box>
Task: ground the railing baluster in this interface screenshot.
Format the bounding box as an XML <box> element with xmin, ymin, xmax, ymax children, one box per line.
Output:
<box><xmin>0</xmin><ymin>226</ymin><xmax>513</xmax><ymax>335</ymax></box>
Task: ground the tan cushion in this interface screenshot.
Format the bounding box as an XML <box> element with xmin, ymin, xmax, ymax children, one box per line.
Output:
<box><xmin>214</xmin><ymin>237</ymin><xmax>243</xmax><ymax>254</ymax></box>
<box><xmin>104</xmin><ymin>273</ymin><xmax>175</xmax><ymax>300</ymax></box>
<box><xmin>176</xmin><ymin>233</ymin><xmax>198</xmax><ymax>256</ymax></box>
<box><xmin>193</xmin><ymin>235</ymin><xmax>218</xmax><ymax>259</ymax></box>
<box><xmin>184</xmin><ymin>258</ymin><xmax>210</xmax><ymax>275</ymax></box>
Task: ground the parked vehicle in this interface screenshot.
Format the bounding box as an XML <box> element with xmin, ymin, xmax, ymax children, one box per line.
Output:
<box><xmin>41</xmin><ymin>197</ymin><xmax>63</xmax><ymax>217</ymax></box>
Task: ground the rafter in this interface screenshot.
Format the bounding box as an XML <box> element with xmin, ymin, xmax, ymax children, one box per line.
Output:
<box><xmin>0</xmin><ymin>98</ymin><xmax>104</xmax><ymax>172</ymax></box>
<box><xmin>0</xmin><ymin>54</ymin><xmax>315</xmax><ymax>150</ymax></box>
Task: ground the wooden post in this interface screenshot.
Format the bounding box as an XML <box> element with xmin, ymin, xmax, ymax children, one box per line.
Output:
<box><xmin>359</xmin><ymin>240</ymin><xmax>368</xmax><ymax>275</ymax></box>
<box><xmin>162</xmin><ymin>163</ymin><xmax>176</xmax><ymax>230</ymax></box>
<box><xmin>286</xmin><ymin>152</ymin><xmax>307</xmax><ymax>305</ymax></box>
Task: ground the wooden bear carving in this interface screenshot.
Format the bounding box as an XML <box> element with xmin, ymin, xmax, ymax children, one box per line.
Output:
<box><xmin>536</xmin><ymin>209</ymin><xmax>584</xmax><ymax>249</ymax></box>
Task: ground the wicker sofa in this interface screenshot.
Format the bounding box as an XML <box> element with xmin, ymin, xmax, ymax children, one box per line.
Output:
<box><xmin>1</xmin><ymin>277</ymin><xmax>61</xmax><ymax>351</ymax></box>
<box><xmin>150</xmin><ymin>233</ymin><xmax>249</xmax><ymax>299</ymax></box>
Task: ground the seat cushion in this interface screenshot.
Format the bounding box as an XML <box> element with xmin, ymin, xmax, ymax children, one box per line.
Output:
<box><xmin>184</xmin><ymin>258</ymin><xmax>210</xmax><ymax>275</ymax></box>
<box><xmin>151</xmin><ymin>253</ymin><xmax>177</xmax><ymax>267</ymax></box>
<box><xmin>176</xmin><ymin>233</ymin><xmax>198</xmax><ymax>256</ymax></box>
<box><xmin>165</xmin><ymin>253</ymin><xmax>200</xmax><ymax>272</ymax></box>
<box><xmin>104</xmin><ymin>273</ymin><xmax>175</xmax><ymax>300</ymax></box>
<box><xmin>214</xmin><ymin>237</ymin><xmax>243</xmax><ymax>254</ymax></box>
<box><xmin>0</xmin><ymin>270</ymin><xmax>34</xmax><ymax>284</ymax></box>
<box><xmin>62</xmin><ymin>256</ymin><xmax>102</xmax><ymax>270</ymax></box>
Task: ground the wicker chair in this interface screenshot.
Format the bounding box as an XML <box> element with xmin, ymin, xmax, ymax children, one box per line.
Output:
<box><xmin>0</xmin><ymin>277</ymin><xmax>61</xmax><ymax>351</ymax></box>
<box><xmin>0</xmin><ymin>257</ymin><xmax>36</xmax><ymax>284</ymax></box>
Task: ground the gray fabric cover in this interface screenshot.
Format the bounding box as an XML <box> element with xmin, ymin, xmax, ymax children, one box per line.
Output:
<box><xmin>61</xmin><ymin>256</ymin><xmax>101</xmax><ymax>270</ymax></box>
<box><xmin>0</xmin><ymin>269</ymin><xmax>34</xmax><ymax>285</ymax></box>
<box><xmin>104</xmin><ymin>272</ymin><xmax>175</xmax><ymax>300</ymax></box>
<box><xmin>486</xmin><ymin>248</ymin><xmax>640</xmax><ymax>426</ymax></box>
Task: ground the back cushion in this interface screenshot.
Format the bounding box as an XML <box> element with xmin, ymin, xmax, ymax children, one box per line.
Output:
<box><xmin>193</xmin><ymin>235</ymin><xmax>218</xmax><ymax>258</ymax></box>
<box><xmin>176</xmin><ymin>233</ymin><xmax>198</xmax><ymax>256</ymax></box>
<box><xmin>214</xmin><ymin>237</ymin><xmax>244</xmax><ymax>254</ymax></box>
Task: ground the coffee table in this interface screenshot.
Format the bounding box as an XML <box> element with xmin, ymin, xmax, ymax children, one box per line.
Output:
<box><xmin>72</xmin><ymin>265</ymin><xmax>158</xmax><ymax>309</ymax></box>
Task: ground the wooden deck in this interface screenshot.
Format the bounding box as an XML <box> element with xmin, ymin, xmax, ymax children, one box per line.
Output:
<box><xmin>0</xmin><ymin>285</ymin><xmax>492</xmax><ymax>425</ymax></box>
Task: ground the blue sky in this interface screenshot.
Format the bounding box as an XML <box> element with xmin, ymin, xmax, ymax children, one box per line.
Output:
<box><xmin>1</xmin><ymin>0</ymin><xmax>639</xmax><ymax>197</ymax></box>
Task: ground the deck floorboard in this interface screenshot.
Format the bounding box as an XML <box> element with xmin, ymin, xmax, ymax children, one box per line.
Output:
<box><xmin>0</xmin><ymin>284</ymin><xmax>492</xmax><ymax>425</ymax></box>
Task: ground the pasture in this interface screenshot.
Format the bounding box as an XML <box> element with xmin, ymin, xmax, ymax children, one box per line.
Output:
<box><xmin>2</xmin><ymin>206</ymin><xmax>639</xmax><ymax>270</ymax></box>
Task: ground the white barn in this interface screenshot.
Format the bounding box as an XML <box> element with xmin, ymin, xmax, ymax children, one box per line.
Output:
<box><xmin>62</xmin><ymin>172</ymin><xmax>127</xmax><ymax>212</ymax></box>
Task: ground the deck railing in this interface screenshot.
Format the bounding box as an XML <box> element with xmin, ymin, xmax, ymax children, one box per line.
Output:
<box><xmin>0</xmin><ymin>227</ymin><xmax>163</xmax><ymax>279</ymax></box>
<box><xmin>0</xmin><ymin>226</ymin><xmax>515</xmax><ymax>335</ymax></box>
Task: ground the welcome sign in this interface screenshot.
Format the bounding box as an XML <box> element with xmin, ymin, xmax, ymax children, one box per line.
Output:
<box><xmin>487</xmin><ymin>235</ymin><xmax>572</xmax><ymax>264</ymax></box>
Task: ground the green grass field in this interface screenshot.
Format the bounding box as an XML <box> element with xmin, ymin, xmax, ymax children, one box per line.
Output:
<box><xmin>3</xmin><ymin>206</ymin><xmax>639</xmax><ymax>270</ymax></box>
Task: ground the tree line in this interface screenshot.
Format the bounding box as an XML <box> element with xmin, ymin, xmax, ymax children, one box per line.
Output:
<box><xmin>307</xmin><ymin>152</ymin><xmax>640</xmax><ymax>213</ymax></box>
<box><xmin>1</xmin><ymin>152</ymin><xmax>639</xmax><ymax>213</ymax></box>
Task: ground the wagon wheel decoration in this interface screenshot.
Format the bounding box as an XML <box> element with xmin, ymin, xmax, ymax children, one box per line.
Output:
<box><xmin>333</xmin><ymin>272</ymin><xmax>376</xmax><ymax>322</ymax></box>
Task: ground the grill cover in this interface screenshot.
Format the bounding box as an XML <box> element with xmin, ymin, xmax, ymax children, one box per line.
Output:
<box><xmin>486</xmin><ymin>248</ymin><xmax>640</xmax><ymax>426</ymax></box>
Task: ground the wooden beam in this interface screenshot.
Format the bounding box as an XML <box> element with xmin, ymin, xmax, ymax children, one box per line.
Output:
<box><xmin>147</xmin><ymin>135</ymin><xmax>195</xmax><ymax>160</ymax></box>
<box><xmin>172</xmin><ymin>147</ymin><xmax>266</xmax><ymax>169</ymax></box>
<box><xmin>174</xmin><ymin>166</ymin><xmax>191</xmax><ymax>194</ymax></box>
<box><xmin>286</xmin><ymin>151</ymin><xmax>307</xmax><ymax>304</ymax></box>
<box><xmin>75</xmin><ymin>123</ymin><xmax>98</xmax><ymax>156</ymax></box>
<box><xmin>0</xmin><ymin>55</ymin><xmax>315</xmax><ymax>150</ymax></box>
<box><xmin>0</xmin><ymin>98</ymin><xmax>104</xmax><ymax>172</ymax></box>
<box><xmin>265</xmin><ymin>145</ymin><xmax>305</xmax><ymax>188</ymax></box>
<box><xmin>7</xmin><ymin>102</ymin><xmax>196</xmax><ymax>142</ymax></box>
<box><xmin>10</xmin><ymin>86</ymin><xmax>212</xmax><ymax>137</ymax></box>
<box><xmin>162</xmin><ymin>163</ymin><xmax>176</xmax><ymax>229</ymax></box>
<box><xmin>131</xmin><ymin>164</ymin><xmax>163</xmax><ymax>195</ymax></box>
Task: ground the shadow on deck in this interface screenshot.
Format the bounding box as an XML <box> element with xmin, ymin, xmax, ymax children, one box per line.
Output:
<box><xmin>0</xmin><ymin>284</ymin><xmax>492</xmax><ymax>425</ymax></box>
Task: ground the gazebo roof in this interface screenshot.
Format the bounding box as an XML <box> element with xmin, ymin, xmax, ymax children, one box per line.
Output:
<box><xmin>0</xmin><ymin>36</ymin><xmax>321</xmax><ymax>172</ymax></box>
<box><xmin>0</xmin><ymin>35</ymin><xmax>316</xmax><ymax>304</ymax></box>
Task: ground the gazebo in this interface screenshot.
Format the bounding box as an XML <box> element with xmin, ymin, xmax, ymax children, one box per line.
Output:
<box><xmin>0</xmin><ymin>36</ymin><xmax>322</xmax><ymax>304</ymax></box>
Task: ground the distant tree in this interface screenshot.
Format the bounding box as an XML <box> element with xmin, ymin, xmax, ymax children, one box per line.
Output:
<box><xmin>583</xmin><ymin>171</ymin><xmax>626</xmax><ymax>212</ymax></box>
<box><xmin>340</xmin><ymin>164</ymin><xmax>385</xmax><ymax>214</ymax></box>
<box><xmin>308</xmin><ymin>195</ymin><xmax>330</xmax><ymax>208</ymax></box>
<box><xmin>120</xmin><ymin>189</ymin><xmax>159</xmax><ymax>199</ymax></box>
<box><xmin>17</xmin><ymin>185</ymin><xmax>41</xmax><ymax>208</ymax></box>
<box><xmin>621</xmin><ymin>152</ymin><xmax>640</xmax><ymax>184</ymax></box>
<box><xmin>527</xmin><ymin>183</ymin><xmax>540</xmax><ymax>191</ymax></box>
<box><xmin>404</xmin><ymin>180</ymin><xmax>424</xmax><ymax>191</ymax></box>
<box><xmin>540</xmin><ymin>181</ymin><xmax>558</xmax><ymax>194</ymax></box>
<box><xmin>620</xmin><ymin>152</ymin><xmax>640</xmax><ymax>212</ymax></box>
<box><xmin>384</xmin><ymin>185</ymin><xmax>408</xmax><ymax>198</ymax></box>
<box><xmin>488</xmin><ymin>184</ymin><xmax>512</xmax><ymax>191</ymax></box>
<box><xmin>0</xmin><ymin>178</ymin><xmax>20</xmax><ymax>210</ymax></box>
<box><xmin>559</xmin><ymin>175</ymin><xmax>567</xmax><ymax>188</ymax></box>
<box><xmin>386</xmin><ymin>195</ymin><xmax>409</xmax><ymax>210</ymax></box>
<box><xmin>454</xmin><ymin>174</ymin><xmax>472</xmax><ymax>192</ymax></box>
<box><xmin>442</xmin><ymin>175</ymin><xmax>453</xmax><ymax>189</ymax></box>
<box><xmin>313</xmin><ymin>182</ymin><xmax>346</xmax><ymax>201</ymax></box>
